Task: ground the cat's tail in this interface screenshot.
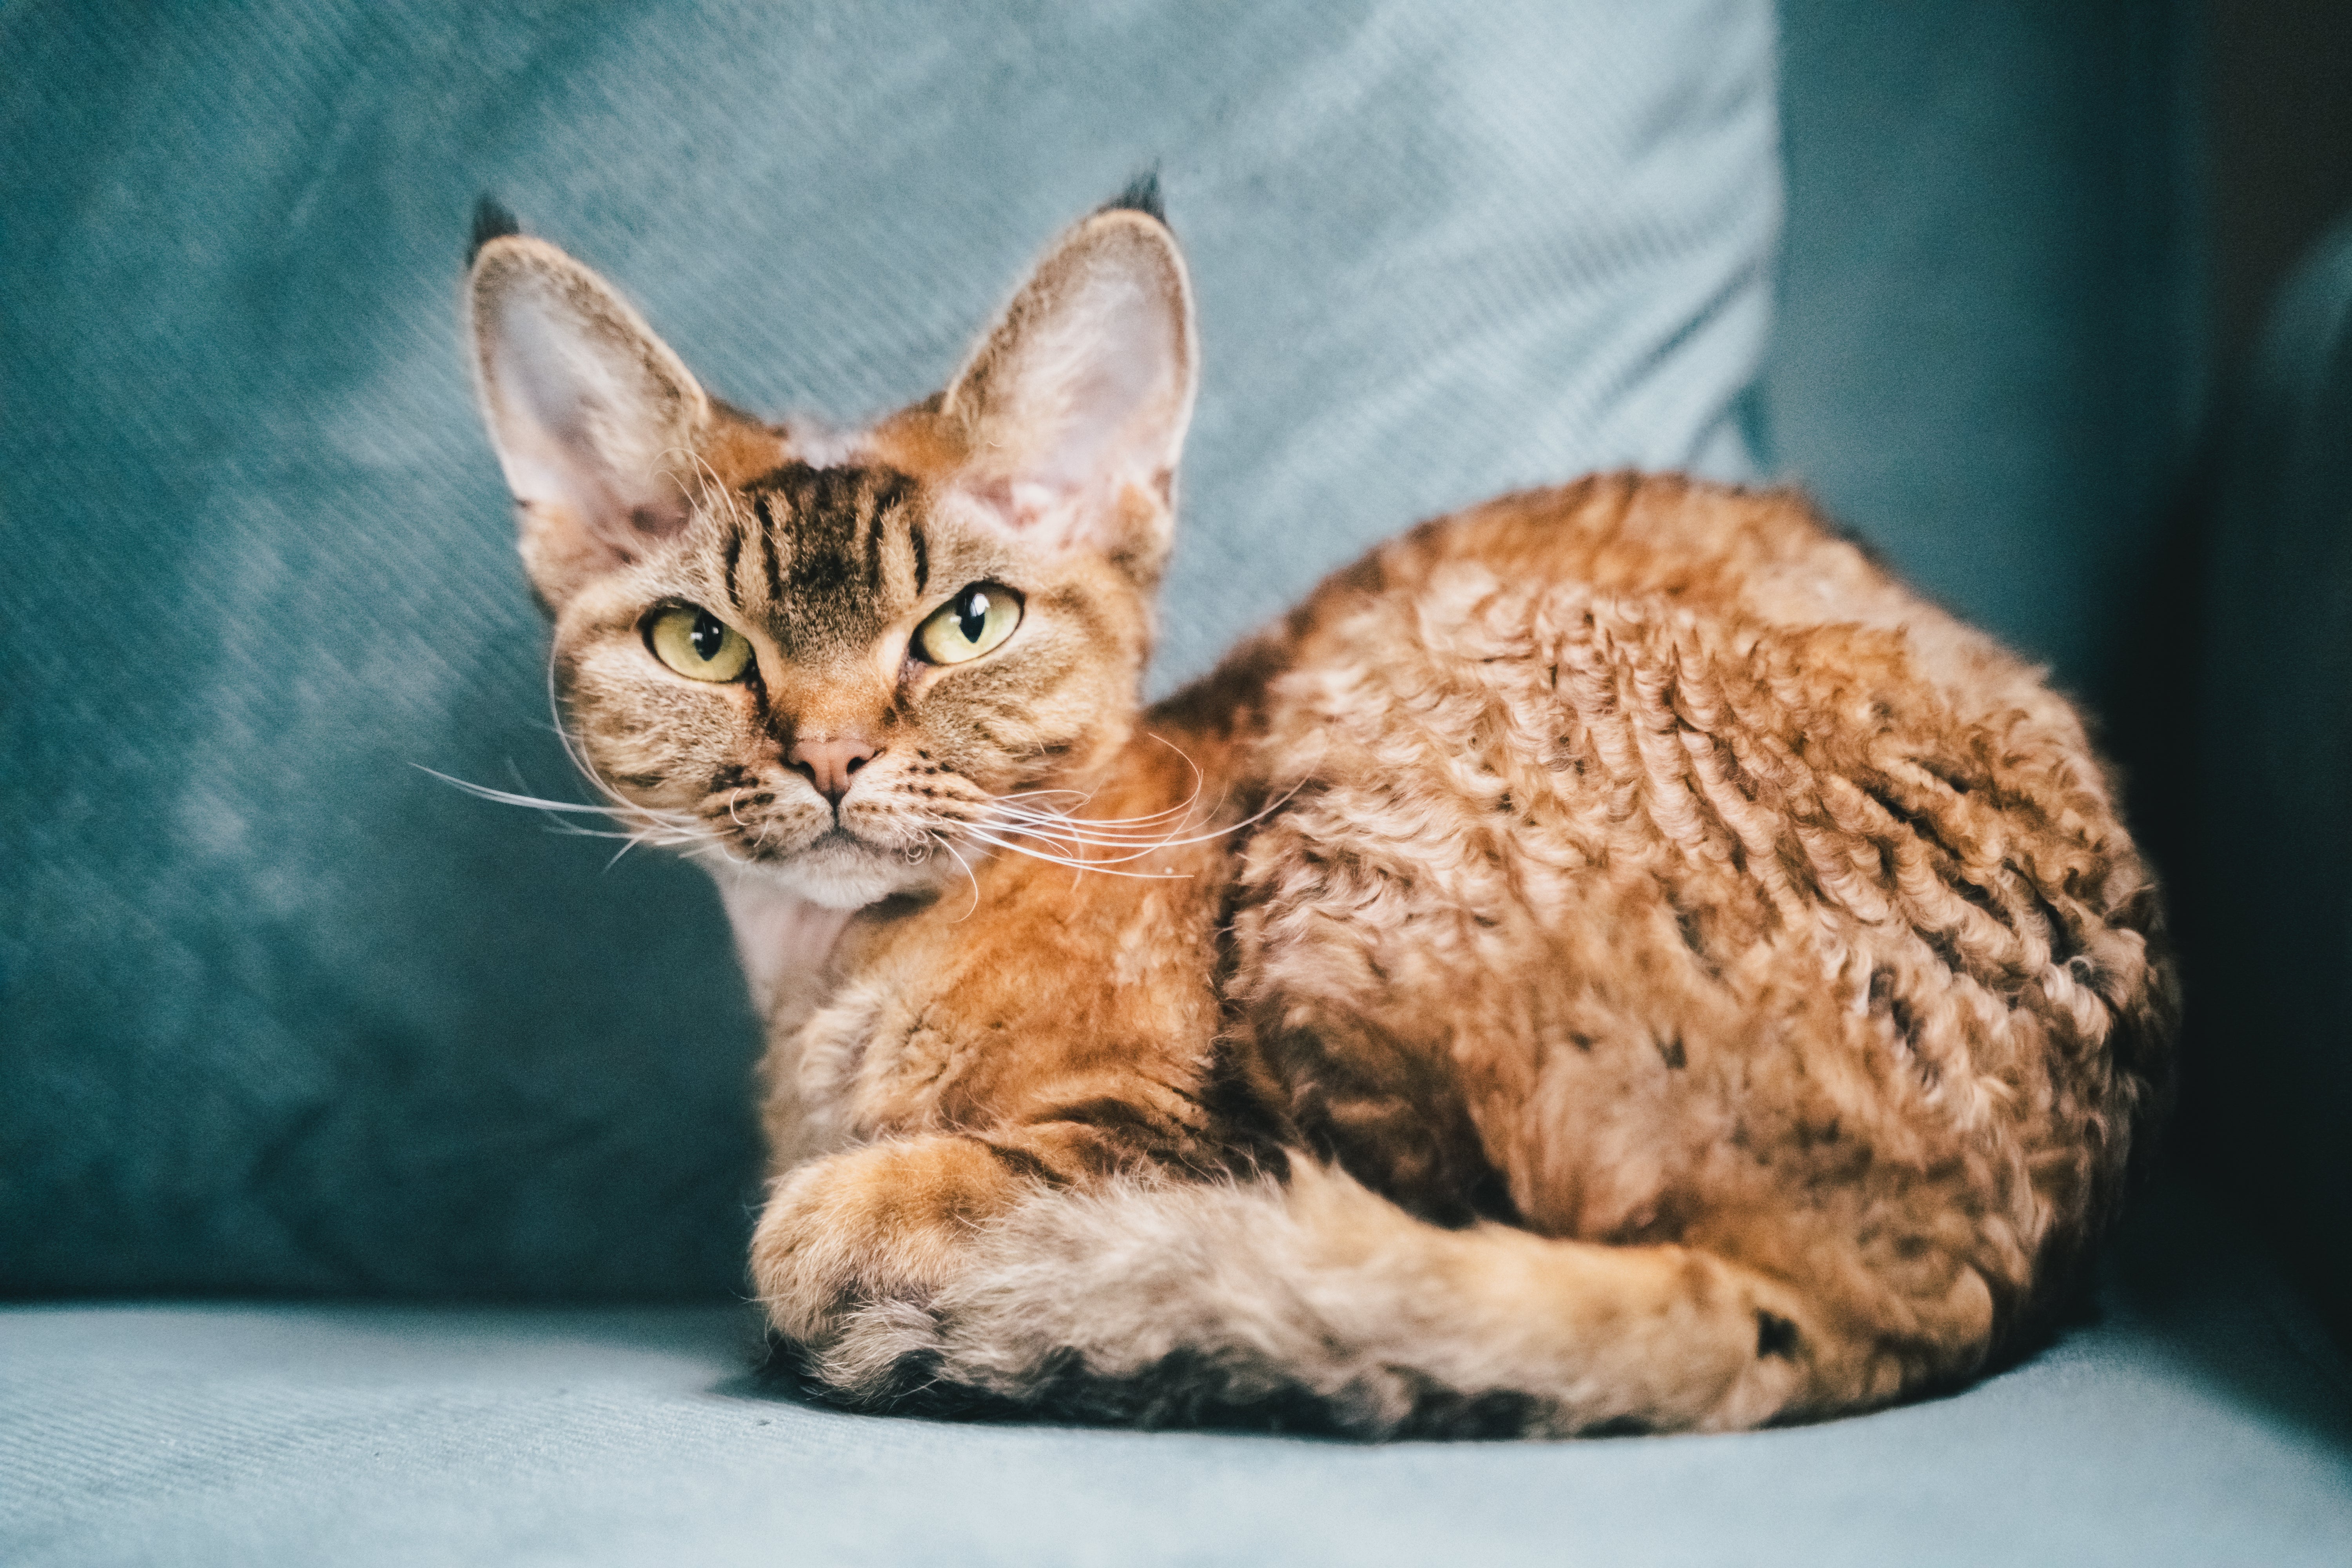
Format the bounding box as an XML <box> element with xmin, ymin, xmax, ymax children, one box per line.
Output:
<box><xmin>777</xmin><ymin>1160</ymin><xmax>1891</xmax><ymax>1437</ymax></box>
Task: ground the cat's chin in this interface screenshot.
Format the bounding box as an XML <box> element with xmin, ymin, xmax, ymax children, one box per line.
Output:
<box><xmin>746</xmin><ymin>830</ymin><xmax>945</xmax><ymax>912</ymax></box>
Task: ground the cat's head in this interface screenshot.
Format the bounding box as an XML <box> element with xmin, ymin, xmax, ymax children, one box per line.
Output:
<box><xmin>465</xmin><ymin>195</ymin><xmax>1196</xmax><ymax>909</ymax></box>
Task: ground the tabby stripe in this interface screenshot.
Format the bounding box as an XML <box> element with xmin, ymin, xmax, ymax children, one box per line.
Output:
<box><xmin>910</xmin><ymin>516</ymin><xmax>929</xmax><ymax>593</ymax></box>
<box><xmin>974</xmin><ymin>1138</ymin><xmax>1068</xmax><ymax>1187</ymax></box>
<box><xmin>864</xmin><ymin>489</ymin><xmax>887</xmax><ymax>593</ymax></box>
<box><xmin>721</xmin><ymin>516</ymin><xmax>745</xmax><ymax>610</ymax></box>
<box><xmin>754</xmin><ymin>492</ymin><xmax>785</xmax><ymax>604</ymax></box>
<box><xmin>1038</xmin><ymin>1096</ymin><xmax>1186</xmax><ymax>1155</ymax></box>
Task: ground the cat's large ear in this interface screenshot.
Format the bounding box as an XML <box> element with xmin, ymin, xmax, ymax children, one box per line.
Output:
<box><xmin>939</xmin><ymin>203</ymin><xmax>1197</xmax><ymax>576</ymax></box>
<box><xmin>467</xmin><ymin>214</ymin><xmax>710</xmax><ymax>604</ymax></box>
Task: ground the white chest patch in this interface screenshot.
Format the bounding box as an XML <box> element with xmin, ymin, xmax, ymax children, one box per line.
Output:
<box><xmin>713</xmin><ymin>867</ymin><xmax>854</xmax><ymax>1023</ymax></box>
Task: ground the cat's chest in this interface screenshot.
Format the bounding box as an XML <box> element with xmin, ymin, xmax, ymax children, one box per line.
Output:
<box><xmin>784</xmin><ymin>859</ymin><xmax>1234</xmax><ymax>1147</ymax></box>
<box><xmin>715</xmin><ymin>872</ymin><xmax>857</xmax><ymax>1028</ymax></box>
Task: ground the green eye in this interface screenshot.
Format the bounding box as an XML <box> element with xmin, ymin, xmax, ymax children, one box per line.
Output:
<box><xmin>915</xmin><ymin>583</ymin><xmax>1022</xmax><ymax>666</ymax></box>
<box><xmin>647</xmin><ymin>606</ymin><xmax>753</xmax><ymax>682</ymax></box>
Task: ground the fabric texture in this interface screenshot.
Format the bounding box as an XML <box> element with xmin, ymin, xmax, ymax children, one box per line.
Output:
<box><xmin>1763</xmin><ymin>0</ymin><xmax>2200</xmax><ymax>707</ymax></box>
<box><xmin>0</xmin><ymin>0</ymin><xmax>1780</xmax><ymax>1298</ymax></box>
<box><xmin>7</xmin><ymin>4</ymin><xmax>2339</xmax><ymax>1564</ymax></box>
<box><xmin>4</xmin><ymin>1181</ymin><xmax>2348</xmax><ymax>1567</ymax></box>
<box><xmin>2194</xmin><ymin>212</ymin><xmax>2352</xmax><ymax>1336</ymax></box>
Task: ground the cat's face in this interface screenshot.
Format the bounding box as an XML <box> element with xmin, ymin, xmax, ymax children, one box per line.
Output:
<box><xmin>525</xmin><ymin>453</ymin><xmax>1161</xmax><ymax>909</ymax></box>
<box><xmin>466</xmin><ymin>202</ymin><xmax>1195</xmax><ymax>909</ymax></box>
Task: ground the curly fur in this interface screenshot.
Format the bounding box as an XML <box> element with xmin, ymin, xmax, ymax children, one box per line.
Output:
<box><xmin>468</xmin><ymin>202</ymin><xmax>2176</xmax><ymax>1438</ymax></box>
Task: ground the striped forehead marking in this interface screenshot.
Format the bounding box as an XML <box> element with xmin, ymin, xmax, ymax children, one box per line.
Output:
<box><xmin>730</xmin><ymin>462</ymin><xmax>925</xmax><ymax>613</ymax></box>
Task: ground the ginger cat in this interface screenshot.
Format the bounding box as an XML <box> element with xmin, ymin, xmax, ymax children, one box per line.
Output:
<box><xmin>464</xmin><ymin>187</ymin><xmax>2174</xmax><ymax>1436</ymax></box>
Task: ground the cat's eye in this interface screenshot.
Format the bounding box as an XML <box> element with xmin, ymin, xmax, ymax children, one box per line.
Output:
<box><xmin>914</xmin><ymin>583</ymin><xmax>1023</xmax><ymax>666</ymax></box>
<box><xmin>646</xmin><ymin>605</ymin><xmax>753</xmax><ymax>682</ymax></box>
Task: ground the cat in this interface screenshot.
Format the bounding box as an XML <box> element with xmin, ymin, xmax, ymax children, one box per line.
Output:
<box><xmin>462</xmin><ymin>183</ymin><xmax>2175</xmax><ymax>1437</ymax></box>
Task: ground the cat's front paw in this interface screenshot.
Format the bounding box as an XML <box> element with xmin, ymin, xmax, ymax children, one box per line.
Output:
<box><xmin>750</xmin><ymin>1135</ymin><xmax>1013</xmax><ymax>1346</ymax></box>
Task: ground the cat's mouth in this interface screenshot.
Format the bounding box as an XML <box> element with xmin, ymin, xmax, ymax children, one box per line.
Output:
<box><xmin>726</xmin><ymin>817</ymin><xmax>891</xmax><ymax>866</ymax></box>
<box><xmin>713</xmin><ymin>807</ymin><xmax>947</xmax><ymax>911</ymax></box>
<box><xmin>693</xmin><ymin>762</ymin><xmax>999</xmax><ymax>909</ymax></box>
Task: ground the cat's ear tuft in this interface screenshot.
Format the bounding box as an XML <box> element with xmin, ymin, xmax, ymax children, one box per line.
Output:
<box><xmin>940</xmin><ymin>206</ymin><xmax>1196</xmax><ymax>575</ymax></box>
<box><xmin>467</xmin><ymin>234</ymin><xmax>711</xmax><ymax>603</ymax></box>
<box><xmin>468</xmin><ymin>196</ymin><xmax>522</xmax><ymax>266</ymax></box>
<box><xmin>1099</xmin><ymin>169</ymin><xmax>1165</xmax><ymax>225</ymax></box>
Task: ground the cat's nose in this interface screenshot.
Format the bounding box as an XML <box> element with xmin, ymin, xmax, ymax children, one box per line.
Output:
<box><xmin>787</xmin><ymin>735</ymin><xmax>879</xmax><ymax>808</ymax></box>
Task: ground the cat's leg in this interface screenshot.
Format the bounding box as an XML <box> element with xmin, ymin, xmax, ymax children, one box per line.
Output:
<box><xmin>750</xmin><ymin>1123</ymin><xmax>1134</xmax><ymax>1387</ymax></box>
<box><xmin>751</xmin><ymin>1134</ymin><xmax>1010</xmax><ymax>1350</ymax></box>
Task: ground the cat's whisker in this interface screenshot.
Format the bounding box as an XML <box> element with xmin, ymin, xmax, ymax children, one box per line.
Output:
<box><xmin>980</xmin><ymin>804</ymin><xmax>1205</xmax><ymax>841</ymax></box>
<box><xmin>980</xmin><ymin>756</ymin><xmax>1235</xmax><ymax>847</ymax></box>
<box><xmin>980</xmin><ymin>795</ymin><xmax>1201</xmax><ymax>832</ymax></box>
<box><xmin>995</xmin><ymin>757</ymin><xmax>1216</xmax><ymax>831</ymax></box>
<box><xmin>514</xmin><ymin>644</ymin><xmax>739</xmax><ymax>869</ymax></box>
<box><xmin>993</xmin><ymin>791</ymin><xmax>1201</xmax><ymax>829</ymax></box>
<box><xmin>959</xmin><ymin>827</ymin><xmax>1185</xmax><ymax>879</ymax></box>
<box><xmin>415</xmin><ymin>767</ymin><xmax>621</xmax><ymax>815</ymax></box>
<box><xmin>933</xmin><ymin>787</ymin><xmax>1216</xmax><ymax>861</ymax></box>
<box><xmin>416</xmin><ymin>765</ymin><xmax>708</xmax><ymax>861</ymax></box>
<box><xmin>610</xmin><ymin>816</ymin><xmax>697</xmax><ymax>864</ymax></box>
<box><xmin>930</xmin><ymin>831</ymin><xmax>984</xmax><ymax>922</ymax></box>
<box><xmin>972</xmin><ymin>773</ymin><xmax>1310</xmax><ymax>864</ymax></box>
<box><xmin>664</xmin><ymin>445</ymin><xmax>753</xmax><ymax>537</ymax></box>
<box><xmin>982</xmin><ymin>823</ymin><xmax>1203</xmax><ymax>852</ymax></box>
<box><xmin>539</xmin><ymin>645</ymin><xmax>684</xmax><ymax>826</ymax></box>
<box><xmin>978</xmin><ymin>822</ymin><xmax>1182</xmax><ymax>863</ymax></box>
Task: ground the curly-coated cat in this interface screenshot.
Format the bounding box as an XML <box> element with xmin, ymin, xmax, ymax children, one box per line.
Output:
<box><xmin>463</xmin><ymin>188</ymin><xmax>2174</xmax><ymax>1436</ymax></box>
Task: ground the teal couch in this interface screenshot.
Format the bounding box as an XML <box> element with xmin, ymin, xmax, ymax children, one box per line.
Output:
<box><xmin>5</xmin><ymin>3</ymin><xmax>2348</xmax><ymax>1562</ymax></box>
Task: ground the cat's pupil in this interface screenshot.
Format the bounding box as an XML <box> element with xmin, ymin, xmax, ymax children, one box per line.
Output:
<box><xmin>690</xmin><ymin>610</ymin><xmax>726</xmax><ymax>661</ymax></box>
<box><xmin>958</xmin><ymin>591</ymin><xmax>990</xmax><ymax>644</ymax></box>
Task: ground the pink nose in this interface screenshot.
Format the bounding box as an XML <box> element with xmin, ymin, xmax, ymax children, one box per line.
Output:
<box><xmin>788</xmin><ymin>735</ymin><xmax>878</xmax><ymax>807</ymax></box>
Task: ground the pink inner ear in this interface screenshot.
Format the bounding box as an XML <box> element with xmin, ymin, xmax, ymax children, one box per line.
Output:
<box><xmin>481</xmin><ymin>274</ymin><xmax>700</xmax><ymax>556</ymax></box>
<box><xmin>1025</xmin><ymin>283</ymin><xmax>1170</xmax><ymax>487</ymax></box>
<box><xmin>626</xmin><ymin>499</ymin><xmax>691</xmax><ymax>539</ymax></box>
<box><xmin>956</xmin><ymin>292</ymin><xmax>1188</xmax><ymax>554</ymax></box>
<box><xmin>945</xmin><ymin>472</ymin><xmax>1117</xmax><ymax>558</ymax></box>
<box><xmin>1007</xmin><ymin>478</ymin><xmax>1076</xmax><ymax>530</ymax></box>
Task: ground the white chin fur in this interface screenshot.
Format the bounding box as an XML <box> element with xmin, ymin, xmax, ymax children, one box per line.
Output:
<box><xmin>768</xmin><ymin>837</ymin><xmax>938</xmax><ymax>910</ymax></box>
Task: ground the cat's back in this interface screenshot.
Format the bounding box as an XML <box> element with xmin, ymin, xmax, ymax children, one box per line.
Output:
<box><xmin>1245</xmin><ymin>472</ymin><xmax>2105</xmax><ymax>824</ymax></box>
<box><xmin>1220</xmin><ymin>471</ymin><xmax>2172</xmax><ymax>1301</ymax></box>
<box><xmin>1236</xmin><ymin>472</ymin><xmax>2158</xmax><ymax>1031</ymax></box>
<box><xmin>1267</xmin><ymin>472</ymin><xmax>2070</xmax><ymax>735</ymax></box>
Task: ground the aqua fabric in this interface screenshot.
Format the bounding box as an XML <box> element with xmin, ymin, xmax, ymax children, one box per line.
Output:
<box><xmin>2194</xmin><ymin>212</ymin><xmax>2352</xmax><ymax>1335</ymax></box>
<box><xmin>8</xmin><ymin>2</ymin><xmax>2345</xmax><ymax>1563</ymax></box>
<box><xmin>5</xmin><ymin>1183</ymin><xmax>2348</xmax><ymax>1567</ymax></box>
<box><xmin>1764</xmin><ymin>0</ymin><xmax>2200</xmax><ymax>706</ymax></box>
<box><xmin>0</xmin><ymin>0</ymin><xmax>1780</xmax><ymax>1298</ymax></box>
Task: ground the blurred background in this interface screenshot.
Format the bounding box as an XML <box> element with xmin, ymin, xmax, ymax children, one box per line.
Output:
<box><xmin>5</xmin><ymin>3</ymin><xmax>2351</xmax><ymax>1561</ymax></box>
<box><xmin>2204</xmin><ymin>0</ymin><xmax>2351</xmax><ymax>379</ymax></box>
<box><xmin>2</xmin><ymin>0</ymin><xmax>2348</xmax><ymax>1348</ymax></box>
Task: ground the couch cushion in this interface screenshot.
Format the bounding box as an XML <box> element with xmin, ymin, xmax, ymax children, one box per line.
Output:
<box><xmin>1766</xmin><ymin>0</ymin><xmax>2200</xmax><ymax>706</ymax></box>
<box><xmin>4</xmin><ymin>1181</ymin><xmax>2346</xmax><ymax>1567</ymax></box>
<box><xmin>0</xmin><ymin>0</ymin><xmax>1779</xmax><ymax>1297</ymax></box>
<box><xmin>2194</xmin><ymin>213</ymin><xmax>2352</xmax><ymax>1337</ymax></box>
